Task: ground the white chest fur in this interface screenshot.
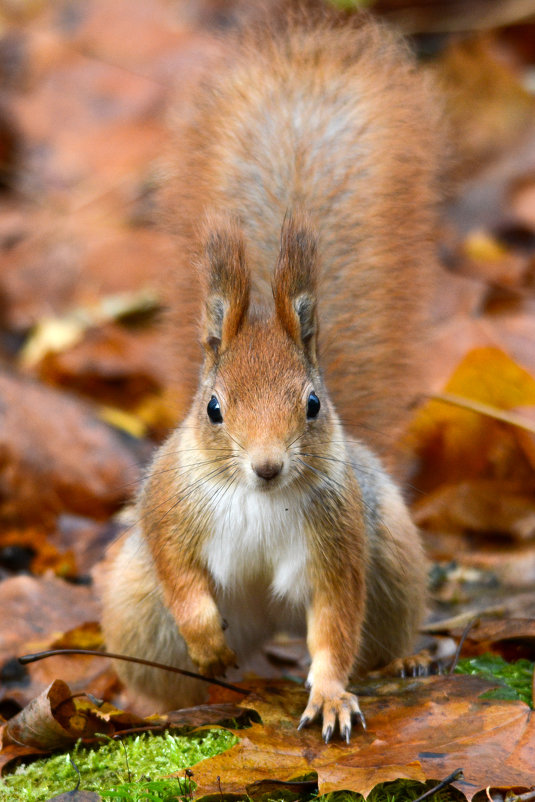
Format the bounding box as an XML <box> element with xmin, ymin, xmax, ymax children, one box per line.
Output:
<box><xmin>202</xmin><ymin>484</ymin><xmax>311</xmax><ymax>608</ymax></box>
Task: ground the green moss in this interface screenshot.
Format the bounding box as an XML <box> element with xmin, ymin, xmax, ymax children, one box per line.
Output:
<box><xmin>0</xmin><ymin>728</ymin><xmax>238</xmax><ymax>802</ymax></box>
<box><xmin>455</xmin><ymin>653</ymin><xmax>534</xmax><ymax>708</ymax></box>
<box><xmin>366</xmin><ymin>779</ymin><xmax>465</xmax><ymax>802</ymax></box>
<box><xmin>319</xmin><ymin>792</ymin><xmax>364</xmax><ymax>802</ymax></box>
<box><xmin>327</xmin><ymin>0</ymin><xmax>374</xmax><ymax>8</ymax></box>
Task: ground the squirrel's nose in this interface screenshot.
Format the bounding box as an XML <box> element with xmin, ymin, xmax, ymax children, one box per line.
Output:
<box><xmin>252</xmin><ymin>460</ymin><xmax>283</xmax><ymax>480</ymax></box>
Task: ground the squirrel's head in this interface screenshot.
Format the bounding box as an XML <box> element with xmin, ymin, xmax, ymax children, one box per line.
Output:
<box><xmin>193</xmin><ymin>211</ymin><xmax>337</xmax><ymax>492</ymax></box>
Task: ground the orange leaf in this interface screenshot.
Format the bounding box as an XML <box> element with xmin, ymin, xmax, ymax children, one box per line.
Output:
<box><xmin>187</xmin><ymin>676</ymin><xmax>535</xmax><ymax>800</ymax></box>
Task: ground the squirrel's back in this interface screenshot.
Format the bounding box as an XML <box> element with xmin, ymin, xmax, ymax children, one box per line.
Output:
<box><xmin>165</xmin><ymin>10</ymin><xmax>441</xmax><ymax>456</ymax></box>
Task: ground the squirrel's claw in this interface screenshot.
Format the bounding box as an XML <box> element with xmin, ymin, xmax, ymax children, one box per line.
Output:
<box><xmin>298</xmin><ymin>686</ymin><xmax>365</xmax><ymax>743</ymax></box>
<box><xmin>297</xmin><ymin>714</ymin><xmax>312</xmax><ymax>731</ymax></box>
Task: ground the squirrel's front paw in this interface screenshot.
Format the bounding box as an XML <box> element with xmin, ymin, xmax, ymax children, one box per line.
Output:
<box><xmin>189</xmin><ymin>639</ymin><xmax>238</xmax><ymax>678</ymax></box>
<box><xmin>298</xmin><ymin>683</ymin><xmax>365</xmax><ymax>743</ymax></box>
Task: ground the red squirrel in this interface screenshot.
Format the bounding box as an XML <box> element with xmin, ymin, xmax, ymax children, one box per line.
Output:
<box><xmin>101</xmin><ymin>9</ymin><xmax>440</xmax><ymax>743</ymax></box>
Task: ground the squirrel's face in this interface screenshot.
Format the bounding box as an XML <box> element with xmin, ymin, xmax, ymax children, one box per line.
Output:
<box><xmin>191</xmin><ymin>210</ymin><xmax>338</xmax><ymax>493</ymax></box>
<box><xmin>196</xmin><ymin>317</ymin><xmax>335</xmax><ymax>492</ymax></box>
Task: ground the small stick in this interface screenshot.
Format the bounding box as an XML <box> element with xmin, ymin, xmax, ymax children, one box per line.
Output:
<box><xmin>411</xmin><ymin>768</ymin><xmax>464</xmax><ymax>802</ymax></box>
<box><xmin>18</xmin><ymin>648</ymin><xmax>249</xmax><ymax>696</ymax></box>
<box><xmin>69</xmin><ymin>756</ymin><xmax>81</xmax><ymax>792</ymax></box>
<box><xmin>448</xmin><ymin>617</ymin><xmax>479</xmax><ymax>674</ymax></box>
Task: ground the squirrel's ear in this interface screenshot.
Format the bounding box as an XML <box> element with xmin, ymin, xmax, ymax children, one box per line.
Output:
<box><xmin>200</xmin><ymin>214</ymin><xmax>250</xmax><ymax>361</ymax></box>
<box><xmin>273</xmin><ymin>212</ymin><xmax>319</xmax><ymax>366</ymax></box>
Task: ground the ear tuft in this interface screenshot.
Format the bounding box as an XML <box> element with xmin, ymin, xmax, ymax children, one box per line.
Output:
<box><xmin>273</xmin><ymin>211</ymin><xmax>319</xmax><ymax>364</ymax></box>
<box><xmin>199</xmin><ymin>213</ymin><xmax>250</xmax><ymax>360</ymax></box>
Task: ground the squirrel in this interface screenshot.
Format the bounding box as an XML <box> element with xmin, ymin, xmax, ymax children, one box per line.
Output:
<box><xmin>101</xmin><ymin>9</ymin><xmax>440</xmax><ymax>743</ymax></box>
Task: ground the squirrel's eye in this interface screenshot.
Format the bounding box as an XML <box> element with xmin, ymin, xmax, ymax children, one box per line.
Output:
<box><xmin>306</xmin><ymin>392</ymin><xmax>320</xmax><ymax>419</ymax></box>
<box><xmin>207</xmin><ymin>395</ymin><xmax>223</xmax><ymax>424</ymax></box>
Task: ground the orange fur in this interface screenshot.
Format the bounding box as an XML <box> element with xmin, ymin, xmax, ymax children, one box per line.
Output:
<box><xmin>101</xmin><ymin>9</ymin><xmax>437</xmax><ymax>741</ymax></box>
<box><xmin>164</xmin><ymin>10</ymin><xmax>441</xmax><ymax>456</ymax></box>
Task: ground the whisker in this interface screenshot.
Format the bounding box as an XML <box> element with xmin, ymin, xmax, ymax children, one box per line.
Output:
<box><xmin>287</xmin><ymin>430</ymin><xmax>308</xmax><ymax>450</ymax></box>
<box><xmin>297</xmin><ymin>451</ymin><xmax>383</xmax><ymax>475</ymax></box>
<box><xmin>296</xmin><ymin>458</ymin><xmax>346</xmax><ymax>494</ymax></box>
<box><xmin>111</xmin><ymin>455</ymin><xmax>237</xmax><ymax>493</ymax></box>
<box><xmin>224</xmin><ymin>429</ymin><xmax>246</xmax><ymax>453</ymax></box>
<box><xmin>130</xmin><ymin>461</ymin><xmax>238</xmax><ymax>546</ymax></box>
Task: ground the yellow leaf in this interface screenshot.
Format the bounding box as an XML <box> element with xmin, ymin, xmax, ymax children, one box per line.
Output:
<box><xmin>463</xmin><ymin>230</ymin><xmax>508</xmax><ymax>262</ymax></box>
<box><xmin>20</xmin><ymin>318</ymin><xmax>85</xmax><ymax>369</ymax></box>
<box><xmin>405</xmin><ymin>347</ymin><xmax>535</xmax><ymax>489</ymax></box>
<box><xmin>98</xmin><ymin>405</ymin><xmax>147</xmax><ymax>438</ymax></box>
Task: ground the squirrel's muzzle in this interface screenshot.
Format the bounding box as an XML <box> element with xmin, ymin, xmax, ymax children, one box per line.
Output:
<box><xmin>252</xmin><ymin>459</ymin><xmax>283</xmax><ymax>481</ymax></box>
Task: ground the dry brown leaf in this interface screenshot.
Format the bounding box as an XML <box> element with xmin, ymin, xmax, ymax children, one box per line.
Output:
<box><xmin>3</xmin><ymin>680</ymin><xmax>84</xmax><ymax>751</ymax></box>
<box><xmin>412</xmin><ymin>480</ymin><xmax>535</xmax><ymax>540</ymax></box>
<box><xmin>461</xmin><ymin>618</ymin><xmax>535</xmax><ymax>661</ymax></box>
<box><xmin>189</xmin><ymin>676</ymin><xmax>535</xmax><ymax>800</ymax></box>
<box><xmin>0</xmin><ymin>370</ymin><xmax>140</xmax><ymax>527</ymax></box>
<box><xmin>0</xmin><ymin>575</ymin><xmax>101</xmax><ymax>665</ymax></box>
<box><xmin>374</xmin><ymin>0</ymin><xmax>535</xmax><ymax>34</ymax></box>
<box><xmin>35</xmin><ymin>323</ymin><xmax>166</xmax><ymax>407</ymax></box>
<box><xmin>424</xmin><ymin>617</ymin><xmax>535</xmax><ymax>661</ymax></box>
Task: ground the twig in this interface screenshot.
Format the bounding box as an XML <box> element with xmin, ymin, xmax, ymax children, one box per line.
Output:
<box><xmin>18</xmin><ymin>648</ymin><xmax>249</xmax><ymax>696</ymax></box>
<box><xmin>69</xmin><ymin>756</ymin><xmax>81</xmax><ymax>792</ymax></box>
<box><xmin>411</xmin><ymin>768</ymin><xmax>464</xmax><ymax>802</ymax></box>
<box><xmin>448</xmin><ymin>617</ymin><xmax>479</xmax><ymax>674</ymax></box>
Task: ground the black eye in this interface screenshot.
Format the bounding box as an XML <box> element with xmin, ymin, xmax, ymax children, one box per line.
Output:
<box><xmin>207</xmin><ymin>395</ymin><xmax>223</xmax><ymax>424</ymax></box>
<box><xmin>306</xmin><ymin>392</ymin><xmax>320</xmax><ymax>419</ymax></box>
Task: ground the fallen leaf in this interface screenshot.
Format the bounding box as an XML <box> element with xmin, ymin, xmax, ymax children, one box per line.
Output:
<box><xmin>422</xmin><ymin>530</ymin><xmax>535</xmax><ymax>587</ymax></box>
<box><xmin>0</xmin><ymin>527</ymin><xmax>76</xmax><ymax>578</ymax></box>
<box><xmin>49</xmin><ymin>320</ymin><xmax>168</xmax><ymax>410</ymax></box>
<box><xmin>0</xmin><ymin>370</ymin><xmax>140</xmax><ymax>527</ymax></box>
<box><xmin>2</xmin><ymin>679</ymin><xmax>146</xmax><ymax>754</ymax></box>
<box><xmin>460</xmin><ymin>229</ymin><xmax>530</xmax><ymax>292</ymax></box>
<box><xmin>439</xmin><ymin>618</ymin><xmax>535</xmax><ymax>662</ymax></box>
<box><xmin>405</xmin><ymin>347</ymin><xmax>535</xmax><ymax>537</ymax></box>
<box><xmin>50</xmin><ymin>623</ymin><xmax>105</xmax><ymax>653</ymax></box>
<box><xmin>3</xmin><ymin>680</ymin><xmax>85</xmax><ymax>751</ymax></box>
<box><xmin>0</xmin><ymin>575</ymin><xmax>101</xmax><ymax>665</ymax></box>
<box><xmin>412</xmin><ymin>479</ymin><xmax>535</xmax><ymax>539</ymax></box>
<box><xmin>164</xmin><ymin>704</ymin><xmax>260</xmax><ymax>730</ymax></box>
<box><xmin>188</xmin><ymin>676</ymin><xmax>535</xmax><ymax>800</ymax></box>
